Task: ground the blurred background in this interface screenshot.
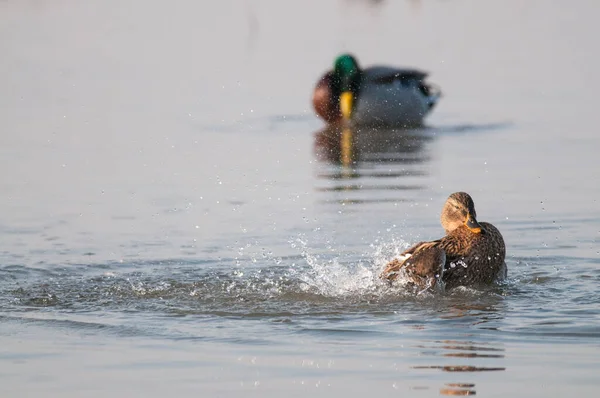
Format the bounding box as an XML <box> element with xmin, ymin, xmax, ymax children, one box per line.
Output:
<box><xmin>1</xmin><ymin>0</ymin><xmax>598</xmax><ymax>263</ymax></box>
<box><xmin>1</xmin><ymin>1</ymin><xmax>599</xmax><ymax>397</ymax></box>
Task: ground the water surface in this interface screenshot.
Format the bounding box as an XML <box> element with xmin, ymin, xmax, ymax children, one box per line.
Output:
<box><xmin>1</xmin><ymin>0</ymin><xmax>600</xmax><ymax>397</ymax></box>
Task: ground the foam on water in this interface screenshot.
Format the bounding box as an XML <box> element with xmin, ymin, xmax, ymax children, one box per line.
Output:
<box><xmin>0</xmin><ymin>238</ymin><xmax>414</xmax><ymax>313</ymax></box>
<box><xmin>290</xmin><ymin>236</ymin><xmax>423</xmax><ymax>298</ymax></box>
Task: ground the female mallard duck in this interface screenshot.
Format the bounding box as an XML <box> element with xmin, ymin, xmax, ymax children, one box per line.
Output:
<box><xmin>381</xmin><ymin>192</ymin><xmax>506</xmax><ymax>291</ymax></box>
<box><xmin>312</xmin><ymin>54</ymin><xmax>441</xmax><ymax>127</ymax></box>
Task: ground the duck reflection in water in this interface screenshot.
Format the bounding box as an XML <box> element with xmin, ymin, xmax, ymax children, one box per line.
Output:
<box><xmin>414</xmin><ymin>340</ymin><xmax>505</xmax><ymax>395</ymax></box>
<box><xmin>410</xmin><ymin>299</ymin><xmax>506</xmax><ymax>396</ymax></box>
<box><xmin>314</xmin><ymin>124</ymin><xmax>433</xmax><ymax>170</ymax></box>
<box><xmin>313</xmin><ymin>124</ymin><xmax>435</xmax><ymax>206</ymax></box>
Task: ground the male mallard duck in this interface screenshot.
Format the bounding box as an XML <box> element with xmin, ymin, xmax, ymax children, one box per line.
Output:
<box><xmin>381</xmin><ymin>192</ymin><xmax>506</xmax><ymax>290</ymax></box>
<box><xmin>312</xmin><ymin>54</ymin><xmax>441</xmax><ymax>127</ymax></box>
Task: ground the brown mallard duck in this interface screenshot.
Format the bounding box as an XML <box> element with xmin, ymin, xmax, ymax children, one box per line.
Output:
<box><xmin>381</xmin><ymin>192</ymin><xmax>506</xmax><ymax>290</ymax></box>
<box><xmin>312</xmin><ymin>54</ymin><xmax>441</xmax><ymax>127</ymax></box>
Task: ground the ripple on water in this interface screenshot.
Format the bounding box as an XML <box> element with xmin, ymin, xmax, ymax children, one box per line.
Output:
<box><xmin>2</xmin><ymin>240</ymin><xmax>600</xmax><ymax>342</ymax></box>
<box><xmin>1</xmin><ymin>239</ymin><xmax>600</xmax><ymax>397</ymax></box>
<box><xmin>0</xmin><ymin>238</ymin><xmax>493</xmax><ymax>316</ymax></box>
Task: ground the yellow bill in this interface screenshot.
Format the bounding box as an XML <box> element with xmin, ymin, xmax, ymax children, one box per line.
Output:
<box><xmin>340</xmin><ymin>91</ymin><xmax>353</xmax><ymax>120</ymax></box>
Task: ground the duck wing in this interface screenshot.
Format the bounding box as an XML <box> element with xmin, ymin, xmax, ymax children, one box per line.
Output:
<box><xmin>381</xmin><ymin>239</ymin><xmax>442</xmax><ymax>280</ymax></box>
<box><xmin>362</xmin><ymin>66</ymin><xmax>429</xmax><ymax>85</ymax></box>
<box><xmin>380</xmin><ymin>257</ymin><xmax>406</xmax><ymax>280</ymax></box>
<box><xmin>402</xmin><ymin>240</ymin><xmax>441</xmax><ymax>255</ymax></box>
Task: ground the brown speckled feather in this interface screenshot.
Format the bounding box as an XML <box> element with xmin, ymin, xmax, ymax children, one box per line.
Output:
<box><xmin>439</xmin><ymin>222</ymin><xmax>505</xmax><ymax>289</ymax></box>
<box><xmin>382</xmin><ymin>222</ymin><xmax>505</xmax><ymax>289</ymax></box>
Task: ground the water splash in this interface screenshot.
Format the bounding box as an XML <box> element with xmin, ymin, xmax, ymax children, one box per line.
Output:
<box><xmin>289</xmin><ymin>236</ymin><xmax>414</xmax><ymax>298</ymax></box>
<box><xmin>0</xmin><ymin>236</ymin><xmax>454</xmax><ymax>316</ymax></box>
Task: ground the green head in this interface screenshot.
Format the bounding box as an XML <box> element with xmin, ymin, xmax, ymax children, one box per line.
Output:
<box><xmin>333</xmin><ymin>54</ymin><xmax>361</xmax><ymax>92</ymax></box>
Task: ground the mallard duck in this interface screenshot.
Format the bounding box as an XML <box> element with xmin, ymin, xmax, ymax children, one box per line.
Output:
<box><xmin>381</xmin><ymin>192</ymin><xmax>506</xmax><ymax>290</ymax></box>
<box><xmin>312</xmin><ymin>54</ymin><xmax>441</xmax><ymax>127</ymax></box>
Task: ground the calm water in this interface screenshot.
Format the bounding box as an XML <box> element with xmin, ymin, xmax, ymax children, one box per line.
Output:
<box><xmin>1</xmin><ymin>0</ymin><xmax>600</xmax><ymax>396</ymax></box>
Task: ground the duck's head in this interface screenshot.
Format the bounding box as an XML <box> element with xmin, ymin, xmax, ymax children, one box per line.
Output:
<box><xmin>440</xmin><ymin>192</ymin><xmax>482</xmax><ymax>234</ymax></box>
<box><xmin>333</xmin><ymin>54</ymin><xmax>361</xmax><ymax>120</ymax></box>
